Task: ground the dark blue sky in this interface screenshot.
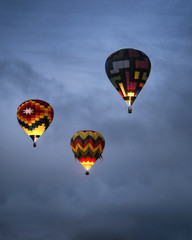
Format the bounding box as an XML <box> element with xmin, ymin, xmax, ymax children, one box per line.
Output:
<box><xmin>0</xmin><ymin>0</ymin><xmax>192</xmax><ymax>239</ymax></box>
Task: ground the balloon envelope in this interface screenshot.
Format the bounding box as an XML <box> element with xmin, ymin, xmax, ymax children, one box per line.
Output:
<box><xmin>105</xmin><ymin>48</ymin><xmax>151</xmax><ymax>111</ymax></box>
<box><xmin>70</xmin><ymin>130</ymin><xmax>105</xmax><ymax>173</ymax></box>
<box><xmin>17</xmin><ymin>99</ymin><xmax>54</xmax><ymax>146</ymax></box>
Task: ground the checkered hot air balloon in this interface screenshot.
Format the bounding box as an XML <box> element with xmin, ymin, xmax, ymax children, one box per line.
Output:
<box><xmin>17</xmin><ymin>99</ymin><xmax>54</xmax><ymax>147</ymax></box>
<box><xmin>70</xmin><ymin>130</ymin><xmax>105</xmax><ymax>175</ymax></box>
<box><xmin>105</xmin><ymin>48</ymin><xmax>151</xmax><ymax>113</ymax></box>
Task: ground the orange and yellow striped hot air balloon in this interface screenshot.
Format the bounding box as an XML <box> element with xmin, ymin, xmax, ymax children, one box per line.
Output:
<box><xmin>70</xmin><ymin>130</ymin><xmax>105</xmax><ymax>175</ymax></box>
<box><xmin>17</xmin><ymin>99</ymin><xmax>54</xmax><ymax>147</ymax></box>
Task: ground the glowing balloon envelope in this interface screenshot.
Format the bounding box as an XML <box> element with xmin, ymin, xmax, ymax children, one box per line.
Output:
<box><xmin>17</xmin><ymin>99</ymin><xmax>54</xmax><ymax>147</ymax></box>
<box><xmin>70</xmin><ymin>130</ymin><xmax>105</xmax><ymax>175</ymax></box>
<box><xmin>105</xmin><ymin>48</ymin><xmax>151</xmax><ymax>113</ymax></box>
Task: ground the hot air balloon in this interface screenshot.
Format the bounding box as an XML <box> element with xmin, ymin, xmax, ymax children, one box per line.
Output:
<box><xmin>105</xmin><ymin>48</ymin><xmax>151</xmax><ymax>113</ymax></box>
<box><xmin>17</xmin><ymin>99</ymin><xmax>54</xmax><ymax>147</ymax></box>
<box><xmin>70</xmin><ymin>130</ymin><xmax>105</xmax><ymax>175</ymax></box>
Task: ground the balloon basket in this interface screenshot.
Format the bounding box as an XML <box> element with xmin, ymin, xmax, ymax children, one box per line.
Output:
<box><xmin>128</xmin><ymin>106</ymin><xmax>132</xmax><ymax>113</ymax></box>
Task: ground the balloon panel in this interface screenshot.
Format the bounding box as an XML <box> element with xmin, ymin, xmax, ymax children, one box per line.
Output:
<box><xmin>78</xmin><ymin>157</ymin><xmax>97</xmax><ymax>170</ymax></box>
<box><xmin>17</xmin><ymin>99</ymin><xmax>54</xmax><ymax>142</ymax></box>
<box><xmin>105</xmin><ymin>48</ymin><xmax>151</xmax><ymax>105</ymax></box>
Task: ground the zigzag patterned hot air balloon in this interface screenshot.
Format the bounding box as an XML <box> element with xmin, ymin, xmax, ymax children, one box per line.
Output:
<box><xmin>105</xmin><ymin>48</ymin><xmax>151</xmax><ymax>113</ymax></box>
<box><xmin>70</xmin><ymin>130</ymin><xmax>105</xmax><ymax>175</ymax></box>
<box><xmin>17</xmin><ymin>99</ymin><xmax>54</xmax><ymax>147</ymax></box>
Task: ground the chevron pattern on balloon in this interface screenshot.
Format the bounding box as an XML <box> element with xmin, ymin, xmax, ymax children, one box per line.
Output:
<box><xmin>70</xmin><ymin>130</ymin><xmax>105</xmax><ymax>172</ymax></box>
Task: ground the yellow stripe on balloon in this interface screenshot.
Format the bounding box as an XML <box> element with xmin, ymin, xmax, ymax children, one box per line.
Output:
<box><xmin>134</xmin><ymin>71</ymin><xmax>140</xmax><ymax>79</ymax></box>
<box><xmin>119</xmin><ymin>83</ymin><xmax>126</xmax><ymax>97</ymax></box>
<box><xmin>72</xmin><ymin>131</ymin><xmax>104</xmax><ymax>141</ymax></box>
<box><xmin>142</xmin><ymin>72</ymin><xmax>148</xmax><ymax>81</ymax></box>
<box><xmin>80</xmin><ymin>161</ymin><xmax>94</xmax><ymax>170</ymax></box>
<box><xmin>71</xmin><ymin>143</ymin><xmax>103</xmax><ymax>153</ymax></box>
<box><xmin>21</xmin><ymin>124</ymin><xmax>46</xmax><ymax>137</ymax></box>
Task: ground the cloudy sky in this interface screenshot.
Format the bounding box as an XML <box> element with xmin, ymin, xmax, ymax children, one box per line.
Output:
<box><xmin>0</xmin><ymin>0</ymin><xmax>192</xmax><ymax>239</ymax></box>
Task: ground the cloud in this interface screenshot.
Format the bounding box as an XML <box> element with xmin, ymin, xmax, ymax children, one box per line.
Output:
<box><xmin>0</xmin><ymin>58</ymin><xmax>55</xmax><ymax>99</ymax></box>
